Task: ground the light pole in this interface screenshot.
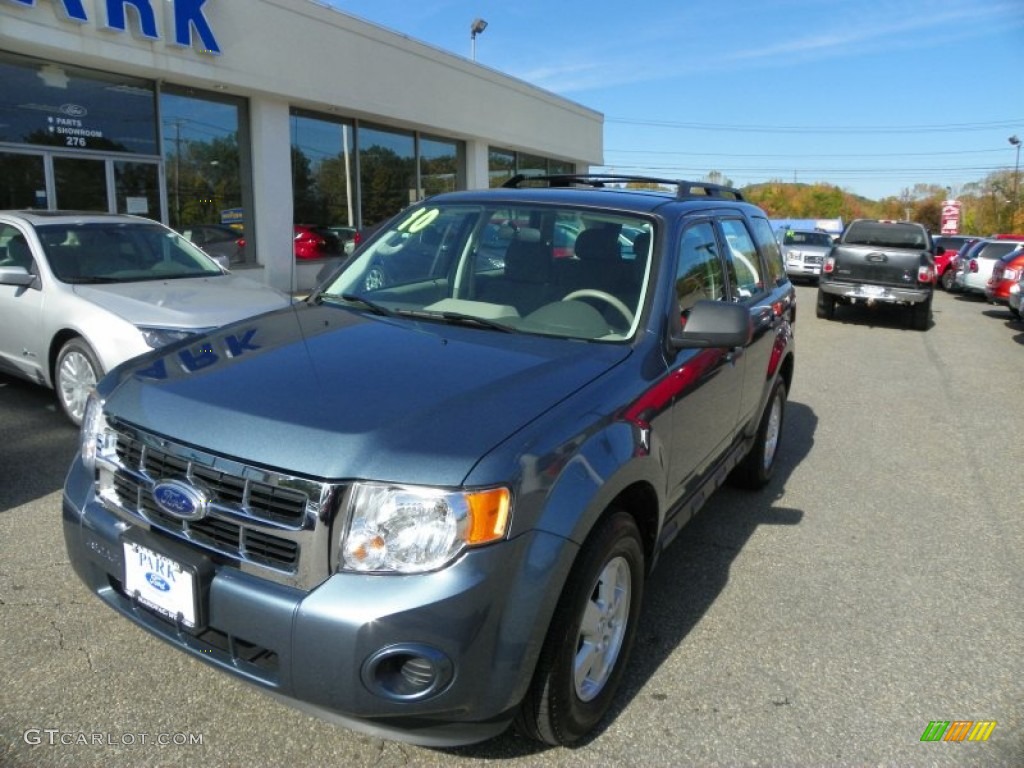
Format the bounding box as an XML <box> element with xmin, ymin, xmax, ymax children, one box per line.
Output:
<box><xmin>1010</xmin><ymin>135</ymin><xmax>1021</xmax><ymax>228</ymax></box>
<box><xmin>470</xmin><ymin>18</ymin><xmax>487</xmax><ymax>61</ymax></box>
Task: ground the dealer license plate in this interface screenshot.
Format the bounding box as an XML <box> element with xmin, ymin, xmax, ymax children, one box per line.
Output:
<box><xmin>123</xmin><ymin>541</ymin><xmax>198</xmax><ymax>628</ymax></box>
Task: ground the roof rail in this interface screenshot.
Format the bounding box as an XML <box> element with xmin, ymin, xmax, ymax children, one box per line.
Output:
<box><xmin>500</xmin><ymin>173</ymin><xmax>745</xmax><ymax>201</ymax></box>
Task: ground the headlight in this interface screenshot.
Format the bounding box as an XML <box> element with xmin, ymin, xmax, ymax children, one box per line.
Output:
<box><xmin>80</xmin><ymin>391</ymin><xmax>116</xmax><ymax>472</ymax></box>
<box><xmin>138</xmin><ymin>327</ymin><xmax>206</xmax><ymax>349</ymax></box>
<box><xmin>341</xmin><ymin>484</ymin><xmax>511</xmax><ymax>573</ymax></box>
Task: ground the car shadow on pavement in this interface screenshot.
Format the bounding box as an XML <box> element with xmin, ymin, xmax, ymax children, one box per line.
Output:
<box><xmin>1007</xmin><ymin>315</ymin><xmax>1024</xmax><ymax>345</ymax></box>
<box><xmin>448</xmin><ymin>401</ymin><xmax>818</xmax><ymax>757</ymax></box>
<box><xmin>827</xmin><ymin>302</ymin><xmax>929</xmax><ymax>330</ymax></box>
<box><xmin>0</xmin><ymin>373</ymin><xmax>80</xmax><ymax>513</ymax></box>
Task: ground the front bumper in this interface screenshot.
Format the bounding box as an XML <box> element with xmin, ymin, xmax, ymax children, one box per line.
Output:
<box><xmin>785</xmin><ymin>260</ymin><xmax>822</xmax><ymax>278</ymax></box>
<box><xmin>818</xmin><ymin>280</ymin><xmax>931</xmax><ymax>305</ymax></box>
<box><xmin>961</xmin><ymin>273</ymin><xmax>989</xmax><ymax>295</ymax></box>
<box><xmin>62</xmin><ymin>456</ymin><xmax>576</xmax><ymax>746</ymax></box>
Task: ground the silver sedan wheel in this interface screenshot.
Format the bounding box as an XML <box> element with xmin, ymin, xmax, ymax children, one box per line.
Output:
<box><xmin>574</xmin><ymin>555</ymin><xmax>632</xmax><ymax>702</ymax></box>
<box><xmin>57</xmin><ymin>345</ymin><xmax>98</xmax><ymax>424</ymax></box>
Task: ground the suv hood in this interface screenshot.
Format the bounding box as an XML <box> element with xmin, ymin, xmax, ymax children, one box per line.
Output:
<box><xmin>103</xmin><ymin>303</ymin><xmax>630</xmax><ymax>485</ymax></box>
<box><xmin>74</xmin><ymin>274</ymin><xmax>291</xmax><ymax>328</ymax></box>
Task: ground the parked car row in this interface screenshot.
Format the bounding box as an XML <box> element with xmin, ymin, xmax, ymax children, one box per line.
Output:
<box><xmin>944</xmin><ymin>235</ymin><xmax>1024</xmax><ymax>308</ymax></box>
<box><xmin>179</xmin><ymin>222</ymin><xmax>364</xmax><ymax>263</ymax></box>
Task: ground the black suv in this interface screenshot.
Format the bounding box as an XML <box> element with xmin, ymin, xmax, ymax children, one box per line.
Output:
<box><xmin>64</xmin><ymin>175</ymin><xmax>796</xmax><ymax>746</ymax></box>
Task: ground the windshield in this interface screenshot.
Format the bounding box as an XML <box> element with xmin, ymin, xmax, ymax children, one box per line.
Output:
<box><xmin>319</xmin><ymin>202</ymin><xmax>654</xmax><ymax>342</ymax></box>
<box><xmin>37</xmin><ymin>222</ymin><xmax>224</xmax><ymax>283</ymax></box>
<box><xmin>783</xmin><ymin>231</ymin><xmax>833</xmax><ymax>247</ymax></box>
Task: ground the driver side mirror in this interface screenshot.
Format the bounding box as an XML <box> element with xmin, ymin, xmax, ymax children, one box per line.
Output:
<box><xmin>670</xmin><ymin>299</ymin><xmax>752</xmax><ymax>350</ymax></box>
<box><xmin>0</xmin><ymin>265</ymin><xmax>36</xmax><ymax>288</ymax></box>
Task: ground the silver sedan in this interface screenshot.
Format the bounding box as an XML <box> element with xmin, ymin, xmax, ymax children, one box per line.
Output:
<box><xmin>0</xmin><ymin>211</ymin><xmax>292</xmax><ymax>424</ymax></box>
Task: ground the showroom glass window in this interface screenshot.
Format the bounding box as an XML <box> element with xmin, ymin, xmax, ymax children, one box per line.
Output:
<box><xmin>0</xmin><ymin>51</ymin><xmax>157</xmax><ymax>153</ymax></box>
<box><xmin>0</xmin><ymin>151</ymin><xmax>46</xmax><ymax>209</ymax></box>
<box><xmin>160</xmin><ymin>87</ymin><xmax>253</xmax><ymax>262</ymax></box>
<box><xmin>358</xmin><ymin>125</ymin><xmax>416</xmax><ymax>227</ymax></box>
<box><xmin>488</xmin><ymin>147</ymin><xmax>574</xmax><ymax>186</ymax></box>
<box><xmin>420</xmin><ymin>136</ymin><xmax>463</xmax><ymax>198</ymax></box>
<box><xmin>290</xmin><ymin>111</ymin><xmax>357</xmax><ymax>231</ymax></box>
<box><xmin>489</xmin><ymin>148</ymin><xmax>516</xmax><ymax>187</ymax></box>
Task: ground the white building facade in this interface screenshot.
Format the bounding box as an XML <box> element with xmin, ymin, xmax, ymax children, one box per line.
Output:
<box><xmin>0</xmin><ymin>0</ymin><xmax>603</xmax><ymax>290</ymax></box>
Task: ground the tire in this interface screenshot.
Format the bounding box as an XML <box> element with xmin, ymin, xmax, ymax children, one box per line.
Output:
<box><xmin>731</xmin><ymin>378</ymin><xmax>787</xmax><ymax>490</ymax></box>
<box><xmin>815</xmin><ymin>289</ymin><xmax>836</xmax><ymax>320</ymax></box>
<box><xmin>941</xmin><ymin>268</ymin><xmax>956</xmax><ymax>291</ymax></box>
<box><xmin>55</xmin><ymin>337</ymin><xmax>102</xmax><ymax>426</ymax></box>
<box><xmin>515</xmin><ymin>511</ymin><xmax>645</xmax><ymax>745</ymax></box>
<box><xmin>910</xmin><ymin>298</ymin><xmax>932</xmax><ymax>331</ymax></box>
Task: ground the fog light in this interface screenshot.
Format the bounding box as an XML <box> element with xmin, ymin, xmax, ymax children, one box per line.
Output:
<box><xmin>361</xmin><ymin>645</ymin><xmax>453</xmax><ymax>701</ymax></box>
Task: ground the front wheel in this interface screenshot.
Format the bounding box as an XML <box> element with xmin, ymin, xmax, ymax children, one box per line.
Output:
<box><xmin>515</xmin><ymin>511</ymin><xmax>645</xmax><ymax>745</ymax></box>
<box><xmin>55</xmin><ymin>337</ymin><xmax>102</xmax><ymax>426</ymax></box>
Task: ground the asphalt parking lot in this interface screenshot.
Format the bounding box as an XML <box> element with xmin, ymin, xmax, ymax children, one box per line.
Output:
<box><xmin>1</xmin><ymin>284</ymin><xmax>1022</xmax><ymax>767</ymax></box>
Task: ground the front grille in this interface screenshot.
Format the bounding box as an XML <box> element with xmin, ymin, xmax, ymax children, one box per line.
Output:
<box><xmin>98</xmin><ymin>425</ymin><xmax>340</xmax><ymax>589</ymax></box>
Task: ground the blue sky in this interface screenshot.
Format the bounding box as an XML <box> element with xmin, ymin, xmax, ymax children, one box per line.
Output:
<box><xmin>326</xmin><ymin>0</ymin><xmax>1024</xmax><ymax>201</ymax></box>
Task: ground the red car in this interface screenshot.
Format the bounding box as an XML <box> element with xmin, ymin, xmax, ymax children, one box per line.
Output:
<box><xmin>933</xmin><ymin>235</ymin><xmax>973</xmax><ymax>286</ymax></box>
<box><xmin>293</xmin><ymin>224</ymin><xmax>341</xmax><ymax>260</ymax></box>
<box><xmin>985</xmin><ymin>244</ymin><xmax>1024</xmax><ymax>304</ymax></box>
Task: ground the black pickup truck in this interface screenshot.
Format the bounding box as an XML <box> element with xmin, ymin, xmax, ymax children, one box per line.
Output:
<box><xmin>816</xmin><ymin>219</ymin><xmax>940</xmax><ymax>330</ymax></box>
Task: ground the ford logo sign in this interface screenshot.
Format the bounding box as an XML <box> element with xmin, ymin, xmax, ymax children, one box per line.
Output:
<box><xmin>60</xmin><ymin>103</ymin><xmax>88</xmax><ymax>117</ymax></box>
<box><xmin>152</xmin><ymin>479</ymin><xmax>208</xmax><ymax>521</ymax></box>
<box><xmin>145</xmin><ymin>572</ymin><xmax>171</xmax><ymax>592</ymax></box>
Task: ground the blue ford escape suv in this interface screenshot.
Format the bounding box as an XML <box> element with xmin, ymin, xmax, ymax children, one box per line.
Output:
<box><xmin>63</xmin><ymin>175</ymin><xmax>796</xmax><ymax>746</ymax></box>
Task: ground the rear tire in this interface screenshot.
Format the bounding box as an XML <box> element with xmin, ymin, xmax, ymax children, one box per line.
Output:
<box><xmin>910</xmin><ymin>298</ymin><xmax>932</xmax><ymax>331</ymax></box>
<box><xmin>55</xmin><ymin>337</ymin><xmax>101</xmax><ymax>426</ymax></box>
<box><xmin>515</xmin><ymin>511</ymin><xmax>644</xmax><ymax>745</ymax></box>
<box><xmin>731</xmin><ymin>378</ymin><xmax>787</xmax><ymax>489</ymax></box>
<box><xmin>816</xmin><ymin>289</ymin><xmax>836</xmax><ymax>320</ymax></box>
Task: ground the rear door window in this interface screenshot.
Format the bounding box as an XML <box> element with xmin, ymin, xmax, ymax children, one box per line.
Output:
<box><xmin>718</xmin><ymin>218</ymin><xmax>765</xmax><ymax>300</ymax></box>
<box><xmin>750</xmin><ymin>216</ymin><xmax>787</xmax><ymax>287</ymax></box>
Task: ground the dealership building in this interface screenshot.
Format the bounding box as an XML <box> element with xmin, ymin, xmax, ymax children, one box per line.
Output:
<box><xmin>0</xmin><ymin>0</ymin><xmax>603</xmax><ymax>290</ymax></box>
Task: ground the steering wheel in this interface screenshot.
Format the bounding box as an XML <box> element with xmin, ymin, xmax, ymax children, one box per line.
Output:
<box><xmin>562</xmin><ymin>289</ymin><xmax>634</xmax><ymax>327</ymax></box>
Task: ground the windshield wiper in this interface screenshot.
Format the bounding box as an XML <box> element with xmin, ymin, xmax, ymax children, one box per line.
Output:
<box><xmin>435</xmin><ymin>311</ymin><xmax>518</xmax><ymax>333</ymax></box>
<box><xmin>317</xmin><ymin>293</ymin><xmax>395</xmax><ymax>317</ymax></box>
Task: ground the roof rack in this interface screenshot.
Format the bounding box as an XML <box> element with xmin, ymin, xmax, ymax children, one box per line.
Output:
<box><xmin>501</xmin><ymin>173</ymin><xmax>745</xmax><ymax>202</ymax></box>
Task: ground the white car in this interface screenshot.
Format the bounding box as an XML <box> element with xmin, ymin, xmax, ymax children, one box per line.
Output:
<box><xmin>0</xmin><ymin>211</ymin><xmax>292</xmax><ymax>424</ymax></box>
<box><xmin>957</xmin><ymin>238</ymin><xmax>1024</xmax><ymax>296</ymax></box>
<box><xmin>779</xmin><ymin>229</ymin><xmax>834</xmax><ymax>282</ymax></box>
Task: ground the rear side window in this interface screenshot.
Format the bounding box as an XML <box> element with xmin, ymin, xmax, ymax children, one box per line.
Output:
<box><xmin>719</xmin><ymin>218</ymin><xmax>764</xmax><ymax>300</ymax></box>
<box><xmin>750</xmin><ymin>216</ymin><xmax>787</xmax><ymax>287</ymax></box>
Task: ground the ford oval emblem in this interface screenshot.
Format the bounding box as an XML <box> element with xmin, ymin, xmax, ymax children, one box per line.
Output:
<box><xmin>152</xmin><ymin>479</ymin><xmax>208</xmax><ymax>521</ymax></box>
<box><xmin>60</xmin><ymin>103</ymin><xmax>88</xmax><ymax>117</ymax></box>
<box><xmin>145</xmin><ymin>572</ymin><xmax>171</xmax><ymax>592</ymax></box>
